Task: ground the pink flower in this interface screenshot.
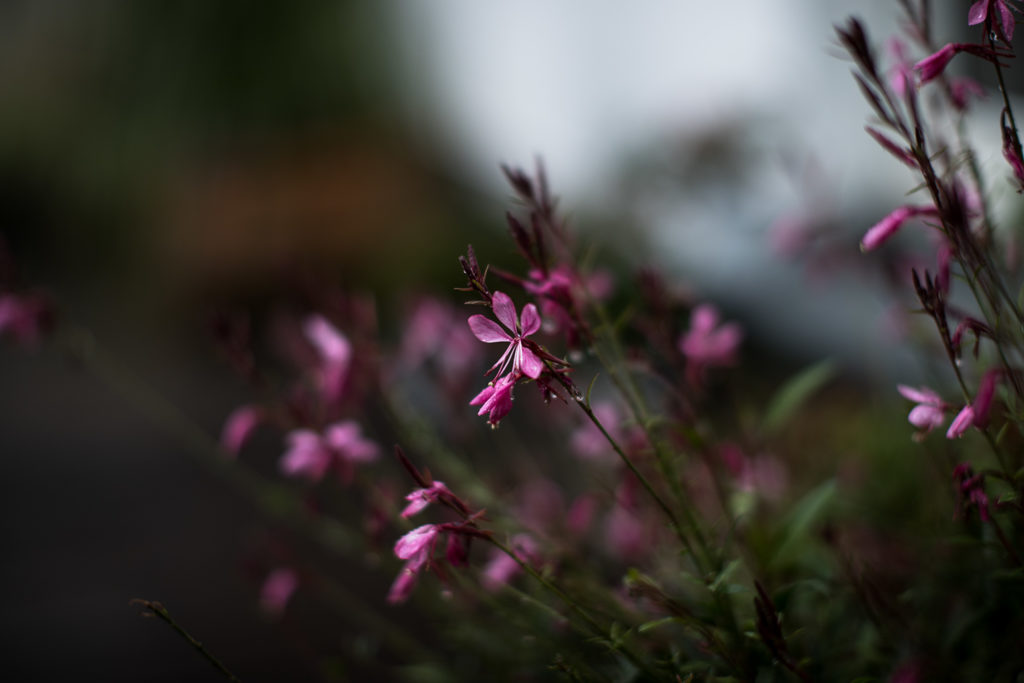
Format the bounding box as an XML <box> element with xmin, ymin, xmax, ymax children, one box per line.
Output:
<box><xmin>469</xmin><ymin>372</ymin><xmax>516</xmax><ymax>426</ymax></box>
<box><xmin>570</xmin><ymin>402</ymin><xmax>623</xmax><ymax>462</ymax></box>
<box><xmin>861</xmin><ymin>205</ymin><xmax>939</xmax><ymax>251</ymax></box>
<box><xmin>969</xmin><ymin>0</ymin><xmax>1019</xmax><ymax>42</ymax></box>
<box><xmin>481</xmin><ymin>534</ymin><xmax>537</xmax><ymax>591</ymax></box>
<box><xmin>399</xmin><ymin>298</ymin><xmax>481</xmax><ymax>377</ymax></box>
<box><xmin>220</xmin><ymin>404</ymin><xmax>263</xmax><ymax>457</ymax></box>
<box><xmin>259</xmin><ymin>567</ymin><xmax>299</xmax><ymax>616</ymax></box>
<box><xmin>279</xmin><ymin>420</ymin><xmax>378</xmax><ymax>483</ymax></box>
<box><xmin>387</xmin><ymin>524</ymin><xmax>441</xmax><ymax>605</ymax></box>
<box><xmin>946</xmin><ymin>404</ymin><xmax>975</xmax><ymax>439</ymax></box>
<box><xmin>303</xmin><ymin>314</ymin><xmax>351</xmax><ymax>402</ymax></box>
<box><xmin>401</xmin><ymin>481</ymin><xmax>452</xmax><ymax>518</ymax></box>
<box><xmin>679</xmin><ymin>304</ymin><xmax>741</xmax><ymax>383</ymax></box>
<box><xmin>886</xmin><ymin>38</ymin><xmax>913</xmax><ymax>97</ymax></box>
<box><xmin>914</xmin><ymin>43</ymin><xmax>1004</xmax><ymax>84</ymax></box>
<box><xmin>468</xmin><ymin>291</ymin><xmax>544</xmax><ymax>379</ymax></box>
<box><xmin>972</xmin><ymin>369</ymin><xmax>1002</xmax><ymax>429</ymax></box>
<box><xmin>897</xmin><ymin>385</ymin><xmax>949</xmax><ymax>437</ymax></box>
<box><xmin>946</xmin><ymin>370</ymin><xmax>1002</xmax><ymax>438</ymax></box>
<box><xmin>394</xmin><ymin>524</ymin><xmax>440</xmax><ymax>568</ymax></box>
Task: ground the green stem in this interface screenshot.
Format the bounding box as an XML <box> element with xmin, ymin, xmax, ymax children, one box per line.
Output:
<box><xmin>131</xmin><ymin>599</ymin><xmax>241</xmax><ymax>682</ymax></box>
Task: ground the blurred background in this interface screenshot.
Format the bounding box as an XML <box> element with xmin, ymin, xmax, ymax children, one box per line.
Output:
<box><xmin>0</xmin><ymin>1</ymin><xmax>1013</xmax><ymax>680</ymax></box>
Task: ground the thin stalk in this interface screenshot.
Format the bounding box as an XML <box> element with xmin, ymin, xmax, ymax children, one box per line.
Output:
<box><xmin>486</xmin><ymin>537</ymin><xmax>659</xmax><ymax>679</ymax></box>
<box><xmin>131</xmin><ymin>599</ymin><xmax>241</xmax><ymax>682</ymax></box>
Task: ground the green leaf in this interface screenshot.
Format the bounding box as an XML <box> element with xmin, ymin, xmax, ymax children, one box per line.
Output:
<box><xmin>709</xmin><ymin>559</ymin><xmax>742</xmax><ymax>593</ymax></box>
<box><xmin>761</xmin><ymin>359</ymin><xmax>837</xmax><ymax>435</ymax></box>
<box><xmin>768</xmin><ymin>479</ymin><xmax>837</xmax><ymax>570</ymax></box>
<box><xmin>637</xmin><ymin>616</ymin><xmax>679</xmax><ymax>633</ymax></box>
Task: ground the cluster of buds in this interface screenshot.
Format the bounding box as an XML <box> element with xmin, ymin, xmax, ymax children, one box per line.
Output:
<box><xmin>387</xmin><ymin>449</ymin><xmax>489</xmax><ymax>604</ymax></box>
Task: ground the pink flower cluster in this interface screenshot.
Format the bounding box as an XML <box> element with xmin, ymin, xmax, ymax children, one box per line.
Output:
<box><xmin>898</xmin><ymin>370</ymin><xmax>1001</xmax><ymax>441</ymax></box>
<box><xmin>387</xmin><ymin>480</ymin><xmax>482</xmax><ymax>604</ymax></box>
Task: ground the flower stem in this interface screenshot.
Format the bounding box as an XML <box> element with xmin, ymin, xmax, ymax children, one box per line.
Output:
<box><xmin>131</xmin><ymin>599</ymin><xmax>241</xmax><ymax>682</ymax></box>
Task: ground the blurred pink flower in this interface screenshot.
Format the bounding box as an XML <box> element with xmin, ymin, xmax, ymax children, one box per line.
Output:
<box><xmin>279</xmin><ymin>420</ymin><xmax>378</xmax><ymax>483</ymax></box>
<box><xmin>861</xmin><ymin>206</ymin><xmax>939</xmax><ymax>251</ymax></box>
<box><xmin>946</xmin><ymin>404</ymin><xmax>975</xmax><ymax>439</ymax></box>
<box><xmin>303</xmin><ymin>314</ymin><xmax>351</xmax><ymax>402</ymax></box>
<box><xmin>570</xmin><ymin>402</ymin><xmax>623</xmax><ymax>462</ymax></box>
<box><xmin>897</xmin><ymin>385</ymin><xmax>949</xmax><ymax>438</ymax></box>
<box><xmin>679</xmin><ymin>304</ymin><xmax>741</xmax><ymax>384</ymax></box>
<box><xmin>399</xmin><ymin>298</ymin><xmax>480</xmax><ymax>377</ymax></box>
<box><xmin>481</xmin><ymin>534</ymin><xmax>537</xmax><ymax>591</ymax></box>
<box><xmin>914</xmin><ymin>43</ymin><xmax>1003</xmax><ymax>84</ymax></box>
<box><xmin>401</xmin><ymin>480</ymin><xmax>452</xmax><ymax>518</ymax></box>
<box><xmin>387</xmin><ymin>524</ymin><xmax>441</xmax><ymax>604</ymax></box>
<box><xmin>566</xmin><ymin>494</ymin><xmax>597</xmax><ymax>536</ymax></box>
<box><xmin>468</xmin><ymin>291</ymin><xmax>544</xmax><ymax>380</ymax></box>
<box><xmin>220</xmin><ymin>404</ymin><xmax>263</xmax><ymax>457</ymax></box>
<box><xmin>259</xmin><ymin>567</ymin><xmax>298</xmax><ymax>616</ymax></box>
<box><xmin>886</xmin><ymin>38</ymin><xmax>914</xmax><ymax>97</ymax></box>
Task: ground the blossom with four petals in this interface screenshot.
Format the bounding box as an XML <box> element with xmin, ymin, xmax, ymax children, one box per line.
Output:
<box><xmin>468</xmin><ymin>291</ymin><xmax>544</xmax><ymax>379</ymax></box>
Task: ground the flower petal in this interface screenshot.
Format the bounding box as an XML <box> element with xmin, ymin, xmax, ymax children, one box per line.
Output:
<box><xmin>968</xmin><ymin>0</ymin><xmax>989</xmax><ymax>25</ymax></box>
<box><xmin>491</xmin><ymin>291</ymin><xmax>519</xmax><ymax>332</ymax></box>
<box><xmin>520</xmin><ymin>303</ymin><xmax>541</xmax><ymax>336</ymax></box>
<box><xmin>897</xmin><ymin>384</ymin><xmax>941</xmax><ymax>405</ymax></box>
<box><xmin>468</xmin><ymin>314</ymin><xmax>511</xmax><ymax>343</ymax></box>
<box><xmin>519</xmin><ymin>346</ymin><xmax>545</xmax><ymax>379</ymax></box>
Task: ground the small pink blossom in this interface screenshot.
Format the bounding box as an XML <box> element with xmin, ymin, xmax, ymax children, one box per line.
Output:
<box><xmin>972</xmin><ymin>369</ymin><xmax>1002</xmax><ymax>429</ymax></box>
<box><xmin>679</xmin><ymin>304</ymin><xmax>741</xmax><ymax>384</ymax></box>
<box><xmin>946</xmin><ymin>404</ymin><xmax>975</xmax><ymax>439</ymax></box>
<box><xmin>279</xmin><ymin>420</ymin><xmax>378</xmax><ymax>483</ymax></box>
<box><xmin>897</xmin><ymin>385</ymin><xmax>949</xmax><ymax>438</ymax></box>
<box><xmin>386</xmin><ymin>566</ymin><xmax>419</xmax><ymax>605</ymax></box>
<box><xmin>468</xmin><ymin>291</ymin><xmax>544</xmax><ymax>379</ymax></box>
<box><xmin>886</xmin><ymin>38</ymin><xmax>913</xmax><ymax>97</ymax></box>
<box><xmin>570</xmin><ymin>402</ymin><xmax>623</xmax><ymax>462</ymax></box>
<box><xmin>469</xmin><ymin>372</ymin><xmax>516</xmax><ymax>426</ymax></box>
<box><xmin>394</xmin><ymin>524</ymin><xmax>440</xmax><ymax>568</ymax></box>
<box><xmin>220</xmin><ymin>404</ymin><xmax>263</xmax><ymax>457</ymax></box>
<box><xmin>259</xmin><ymin>567</ymin><xmax>299</xmax><ymax>616</ymax></box>
<box><xmin>401</xmin><ymin>480</ymin><xmax>452</xmax><ymax>518</ymax></box>
<box><xmin>303</xmin><ymin>314</ymin><xmax>351</xmax><ymax>402</ymax></box>
<box><xmin>914</xmin><ymin>43</ymin><xmax>1004</xmax><ymax>84</ymax></box>
<box><xmin>387</xmin><ymin>524</ymin><xmax>440</xmax><ymax>605</ymax></box>
<box><xmin>481</xmin><ymin>534</ymin><xmax>538</xmax><ymax>591</ymax></box>
<box><xmin>399</xmin><ymin>298</ymin><xmax>480</xmax><ymax>378</ymax></box>
<box><xmin>861</xmin><ymin>206</ymin><xmax>939</xmax><ymax>251</ymax></box>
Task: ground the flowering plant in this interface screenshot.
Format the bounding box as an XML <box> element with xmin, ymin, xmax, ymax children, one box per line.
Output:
<box><xmin>8</xmin><ymin>2</ymin><xmax>1024</xmax><ymax>681</ymax></box>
